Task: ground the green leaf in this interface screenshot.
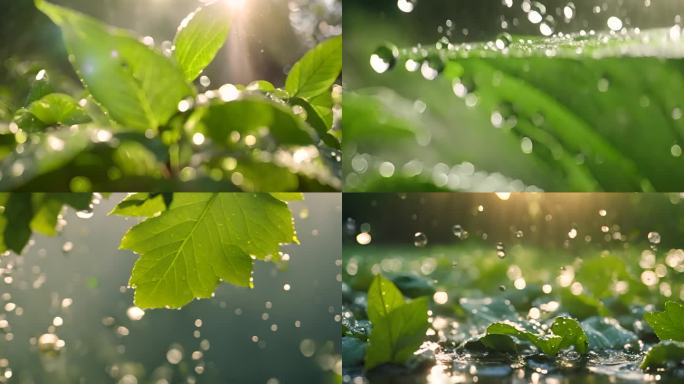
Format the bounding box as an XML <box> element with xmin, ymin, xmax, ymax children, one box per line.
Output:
<box><xmin>486</xmin><ymin>317</ymin><xmax>587</xmax><ymax>356</ymax></box>
<box><xmin>550</xmin><ymin>317</ymin><xmax>589</xmax><ymax>354</ymax></box>
<box><xmin>119</xmin><ymin>193</ymin><xmax>299</xmax><ymax>309</ymax></box>
<box><xmin>173</xmin><ymin>2</ymin><xmax>232</xmax><ymax>82</ymax></box>
<box><xmin>0</xmin><ymin>128</ymin><xmax>94</xmax><ymax>190</ymax></box>
<box><xmin>367</xmin><ymin>274</ymin><xmax>405</xmax><ymax>325</ymax></box>
<box><xmin>109</xmin><ymin>193</ymin><xmax>167</xmax><ymax>217</ymax></box>
<box><xmin>1</xmin><ymin>193</ymin><xmax>33</xmax><ymax>254</ymax></box>
<box><xmin>270</xmin><ymin>193</ymin><xmax>304</xmax><ymax>201</ymax></box>
<box><xmin>28</xmin><ymin>93</ymin><xmax>91</xmax><ymax>126</ymax></box>
<box><xmin>644</xmin><ymin>301</ymin><xmax>684</xmax><ymax>342</ymax></box>
<box><xmin>290</xmin><ymin>95</ymin><xmax>339</xmax><ymax>148</ymax></box>
<box><xmin>580</xmin><ymin>316</ymin><xmax>638</xmax><ymax>350</ymax></box>
<box><xmin>285</xmin><ymin>36</ymin><xmax>342</xmax><ymax>99</ymax></box>
<box><xmin>202</xmin><ymin>98</ymin><xmax>317</xmax><ymax>145</ymax></box>
<box><xmin>486</xmin><ymin>321</ymin><xmax>562</xmax><ymax>356</ymax></box>
<box><xmin>365</xmin><ymin>297</ymin><xmax>429</xmax><ymax>370</ymax></box>
<box><xmin>36</xmin><ymin>0</ymin><xmax>192</xmax><ymax>131</ymax></box>
<box><xmin>30</xmin><ymin>193</ymin><xmax>92</xmax><ymax>236</ymax></box>
<box><xmin>640</xmin><ymin>340</ymin><xmax>684</xmax><ymax>371</ymax></box>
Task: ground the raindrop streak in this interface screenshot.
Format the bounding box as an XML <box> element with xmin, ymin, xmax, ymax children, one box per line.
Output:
<box><xmin>414</xmin><ymin>232</ymin><xmax>428</xmax><ymax>247</ymax></box>
<box><xmin>496</xmin><ymin>242</ymin><xmax>506</xmax><ymax>259</ymax></box>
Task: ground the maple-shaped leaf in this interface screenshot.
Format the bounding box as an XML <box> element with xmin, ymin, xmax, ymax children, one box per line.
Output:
<box><xmin>119</xmin><ymin>193</ymin><xmax>298</xmax><ymax>309</ymax></box>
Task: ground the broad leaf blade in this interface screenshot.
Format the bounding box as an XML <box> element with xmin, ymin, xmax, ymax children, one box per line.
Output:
<box><xmin>285</xmin><ymin>36</ymin><xmax>342</xmax><ymax>99</ymax></box>
<box><xmin>28</xmin><ymin>93</ymin><xmax>91</xmax><ymax>126</ymax></box>
<box><xmin>109</xmin><ymin>193</ymin><xmax>167</xmax><ymax>217</ymax></box>
<box><xmin>644</xmin><ymin>301</ymin><xmax>684</xmax><ymax>342</ymax></box>
<box><xmin>202</xmin><ymin>98</ymin><xmax>317</xmax><ymax>145</ymax></box>
<box><xmin>36</xmin><ymin>0</ymin><xmax>192</xmax><ymax>131</ymax></box>
<box><xmin>367</xmin><ymin>274</ymin><xmax>405</xmax><ymax>324</ymax></box>
<box><xmin>174</xmin><ymin>2</ymin><xmax>232</xmax><ymax>81</ymax></box>
<box><xmin>119</xmin><ymin>193</ymin><xmax>298</xmax><ymax>309</ymax></box>
<box><xmin>365</xmin><ymin>297</ymin><xmax>429</xmax><ymax>370</ymax></box>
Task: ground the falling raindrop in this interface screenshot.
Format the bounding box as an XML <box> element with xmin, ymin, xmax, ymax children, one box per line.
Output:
<box><xmin>648</xmin><ymin>231</ymin><xmax>661</xmax><ymax>245</ymax></box>
<box><xmin>396</xmin><ymin>0</ymin><xmax>417</xmax><ymax>13</ymax></box>
<box><xmin>495</xmin><ymin>33</ymin><xmax>512</xmax><ymax>50</ymax></box>
<box><xmin>496</xmin><ymin>242</ymin><xmax>506</xmax><ymax>259</ymax></box>
<box><xmin>414</xmin><ymin>232</ymin><xmax>428</xmax><ymax>247</ymax></box>
<box><xmin>452</xmin><ymin>225</ymin><xmax>467</xmax><ymax>240</ymax></box>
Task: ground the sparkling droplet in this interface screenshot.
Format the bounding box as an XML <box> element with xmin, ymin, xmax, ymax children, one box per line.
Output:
<box><xmin>370</xmin><ymin>45</ymin><xmax>398</xmax><ymax>74</ymax></box>
<box><xmin>414</xmin><ymin>232</ymin><xmax>428</xmax><ymax>247</ymax></box>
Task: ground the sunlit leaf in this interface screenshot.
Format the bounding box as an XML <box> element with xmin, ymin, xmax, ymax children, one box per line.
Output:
<box><xmin>119</xmin><ymin>193</ymin><xmax>299</xmax><ymax>309</ymax></box>
<box><xmin>173</xmin><ymin>2</ymin><xmax>232</xmax><ymax>82</ymax></box>
<box><xmin>365</xmin><ymin>297</ymin><xmax>429</xmax><ymax>370</ymax></box>
<box><xmin>202</xmin><ymin>98</ymin><xmax>317</xmax><ymax>145</ymax></box>
<box><xmin>109</xmin><ymin>192</ymin><xmax>167</xmax><ymax>217</ymax></box>
<box><xmin>28</xmin><ymin>93</ymin><xmax>90</xmax><ymax>126</ymax></box>
<box><xmin>367</xmin><ymin>274</ymin><xmax>405</xmax><ymax>324</ymax></box>
<box><xmin>644</xmin><ymin>301</ymin><xmax>684</xmax><ymax>342</ymax></box>
<box><xmin>640</xmin><ymin>340</ymin><xmax>684</xmax><ymax>371</ymax></box>
<box><xmin>36</xmin><ymin>0</ymin><xmax>193</xmax><ymax>131</ymax></box>
<box><xmin>580</xmin><ymin>316</ymin><xmax>638</xmax><ymax>350</ymax></box>
<box><xmin>285</xmin><ymin>36</ymin><xmax>342</xmax><ymax>99</ymax></box>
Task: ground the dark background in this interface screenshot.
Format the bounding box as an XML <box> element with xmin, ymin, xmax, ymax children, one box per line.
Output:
<box><xmin>343</xmin><ymin>193</ymin><xmax>684</xmax><ymax>249</ymax></box>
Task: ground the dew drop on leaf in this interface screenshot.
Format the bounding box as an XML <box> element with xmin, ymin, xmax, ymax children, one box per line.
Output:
<box><xmin>370</xmin><ymin>45</ymin><xmax>398</xmax><ymax>74</ymax></box>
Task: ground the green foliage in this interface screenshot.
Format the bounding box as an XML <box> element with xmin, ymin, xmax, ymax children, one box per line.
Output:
<box><xmin>27</xmin><ymin>93</ymin><xmax>90</xmax><ymax>127</ymax></box>
<box><xmin>108</xmin><ymin>192</ymin><xmax>168</xmax><ymax>217</ymax></box>
<box><xmin>366</xmin><ymin>274</ymin><xmax>405</xmax><ymax>324</ymax></box>
<box><xmin>346</xmin><ymin>29</ymin><xmax>684</xmax><ymax>192</ymax></box>
<box><xmin>486</xmin><ymin>316</ymin><xmax>588</xmax><ymax>355</ymax></box>
<box><xmin>0</xmin><ymin>192</ymin><xmax>92</xmax><ymax>253</ymax></box>
<box><xmin>645</xmin><ymin>301</ymin><xmax>684</xmax><ymax>342</ymax></box>
<box><xmin>365</xmin><ymin>275</ymin><xmax>429</xmax><ymax>370</ymax></box>
<box><xmin>36</xmin><ymin>0</ymin><xmax>193</xmax><ymax>131</ymax></box>
<box><xmin>0</xmin><ymin>1</ymin><xmax>341</xmax><ymax>191</ymax></box>
<box><xmin>640</xmin><ymin>340</ymin><xmax>684</xmax><ymax>370</ymax></box>
<box><xmin>119</xmin><ymin>193</ymin><xmax>299</xmax><ymax>309</ymax></box>
<box><xmin>285</xmin><ymin>36</ymin><xmax>342</xmax><ymax>99</ymax></box>
<box><xmin>0</xmin><ymin>193</ymin><xmax>301</xmax><ymax>311</ymax></box>
<box><xmin>173</xmin><ymin>1</ymin><xmax>232</xmax><ymax>82</ymax></box>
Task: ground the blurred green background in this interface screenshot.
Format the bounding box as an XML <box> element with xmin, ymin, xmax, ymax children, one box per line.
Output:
<box><xmin>343</xmin><ymin>0</ymin><xmax>684</xmax><ymax>192</ymax></box>
<box><xmin>1</xmin><ymin>0</ymin><xmax>341</xmax><ymax>113</ymax></box>
<box><xmin>0</xmin><ymin>193</ymin><xmax>341</xmax><ymax>383</ymax></box>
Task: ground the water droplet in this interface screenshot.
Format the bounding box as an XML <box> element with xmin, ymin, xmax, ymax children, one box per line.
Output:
<box><xmin>420</xmin><ymin>56</ymin><xmax>444</xmax><ymax>80</ymax></box>
<box><xmin>75</xmin><ymin>210</ymin><xmax>93</xmax><ymax>219</ymax></box>
<box><xmin>414</xmin><ymin>232</ymin><xmax>428</xmax><ymax>247</ymax></box>
<box><xmin>166</xmin><ymin>346</ymin><xmax>183</xmax><ymax>364</ymax></box>
<box><xmin>495</xmin><ymin>33</ymin><xmax>512</xmax><ymax>50</ymax></box>
<box><xmin>607</xmin><ymin>16</ymin><xmax>624</xmax><ymax>31</ymax></box>
<box><xmin>38</xmin><ymin>333</ymin><xmax>64</xmax><ymax>354</ymax></box>
<box><xmin>126</xmin><ymin>306</ymin><xmax>145</xmax><ymax>321</ymax></box>
<box><xmin>62</xmin><ymin>241</ymin><xmax>74</xmax><ymax>253</ymax></box>
<box><xmin>370</xmin><ymin>45</ymin><xmax>398</xmax><ymax>74</ymax></box>
<box><xmin>648</xmin><ymin>231</ymin><xmax>661</xmax><ymax>245</ymax></box>
<box><xmin>452</xmin><ymin>225</ymin><xmax>468</xmax><ymax>240</ymax></box>
<box><xmin>496</xmin><ymin>242</ymin><xmax>506</xmax><ymax>258</ymax></box>
<box><xmin>396</xmin><ymin>0</ymin><xmax>417</xmax><ymax>13</ymax></box>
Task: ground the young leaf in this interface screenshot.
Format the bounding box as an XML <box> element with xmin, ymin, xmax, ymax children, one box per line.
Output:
<box><xmin>551</xmin><ymin>317</ymin><xmax>589</xmax><ymax>354</ymax></box>
<box><xmin>119</xmin><ymin>193</ymin><xmax>299</xmax><ymax>309</ymax></box>
<box><xmin>644</xmin><ymin>301</ymin><xmax>684</xmax><ymax>342</ymax></box>
<box><xmin>28</xmin><ymin>93</ymin><xmax>91</xmax><ymax>126</ymax></box>
<box><xmin>202</xmin><ymin>98</ymin><xmax>317</xmax><ymax>145</ymax></box>
<box><xmin>367</xmin><ymin>274</ymin><xmax>405</xmax><ymax>324</ymax></box>
<box><xmin>285</xmin><ymin>36</ymin><xmax>342</xmax><ymax>99</ymax></box>
<box><xmin>640</xmin><ymin>340</ymin><xmax>684</xmax><ymax>371</ymax></box>
<box><xmin>109</xmin><ymin>193</ymin><xmax>167</xmax><ymax>217</ymax></box>
<box><xmin>35</xmin><ymin>0</ymin><xmax>192</xmax><ymax>131</ymax></box>
<box><xmin>173</xmin><ymin>2</ymin><xmax>232</xmax><ymax>81</ymax></box>
<box><xmin>365</xmin><ymin>297</ymin><xmax>429</xmax><ymax>370</ymax></box>
<box><xmin>270</xmin><ymin>193</ymin><xmax>304</xmax><ymax>202</ymax></box>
